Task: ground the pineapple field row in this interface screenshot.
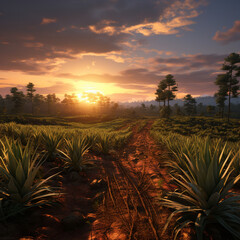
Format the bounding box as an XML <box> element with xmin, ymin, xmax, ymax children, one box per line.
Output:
<box><xmin>0</xmin><ymin>117</ymin><xmax>239</xmax><ymax>239</ymax></box>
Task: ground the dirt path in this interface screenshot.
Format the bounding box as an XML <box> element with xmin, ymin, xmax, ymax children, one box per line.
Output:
<box><xmin>90</xmin><ymin>120</ymin><xmax>176</xmax><ymax>240</ymax></box>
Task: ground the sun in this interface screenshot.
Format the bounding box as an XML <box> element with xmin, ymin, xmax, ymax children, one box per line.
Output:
<box><xmin>77</xmin><ymin>90</ymin><xmax>104</xmax><ymax>104</ymax></box>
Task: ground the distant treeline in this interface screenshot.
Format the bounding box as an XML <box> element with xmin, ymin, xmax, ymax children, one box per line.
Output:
<box><xmin>0</xmin><ymin>83</ymin><xmax>119</xmax><ymax>116</ymax></box>
<box><xmin>123</xmin><ymin>102</ymin><xmax>240</xmax><ymax>119</ymax></box>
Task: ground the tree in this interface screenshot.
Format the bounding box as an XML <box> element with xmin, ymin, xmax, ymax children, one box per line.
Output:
<box><xmin>33</xmin><ymin>94</ymin><xmax>45</xmax><ymax>114</ymax></box>
<box><xmin>141</xmin><ymin>103</ymin><xmax>146</xmax><ymax>109</ymax></box>
<box><xmin>111</xmin><ymin>102</ymin><xmax>119</xmax><ymax>112</ymax></box>
<box><xmin>197</xmin><ymin>103</ymin><xmax>204</xmax><ymax>116</ymax></box>
<box><xmin>206</xmin><ymin>105</ymin><xmax>215</xmax><ymax>116</ymax></box>
<box><xmin>61</xmin><ymin>94</ymin><xmax>79</xmax><ymax>114</ymax></box>
<box><xmin>214</xmin><ymin>91</ymin><xmax>226</xmax><ymax>118</ymax></box>
<box><xmin>183</xmin><ymin>94</ymin><xmax>196</xmax><ymax>116</ymax></box>
<box><xmin>10</xmin><ymin>87</ymin><xmax>25</xmax><ymax>113</ymax></box>
<box><xmin>159</xmin><ymin>105</ymin><xmax>171</xmax><ymax>118</ymax></box>
<box><xmin>0</xmin><ymin>95</ymin><xmax>5</xmax><ymax>114</ymax></box>
<box><xmin>98</xmin><ymin>95</ymin><xmax>111</xmax><ymax>111</ymax></box>
<box><xmin>173</xmin><ymin>103</ymin><xmax>183</xmax><ymax>116</ymax></box>
<box><xmin>150</xmin><ymin>104</ymin><xmax>156</xmax><ymax>112</ymax></box>
<box><xmin>155</xmin><ymin>80</ymin><xmax>167</xmax><ymax>108</ymax></box>
<box><xmin>215</xmin><ymin>53</ymin><xmax>240</xmax><ymax>122</ymax></box>
<box><xmin>46</xmin><ymin>94</ymin><xmax>60</xmax><ymax>114</ymax></box>
<box><xmin>62</xmin><ymin>94</ymin><xmax>78</xmax><ymax>105</ymax></box>
<box><xmin>26</xmin><ymin>82</ymin><xmax>36</xmax><ymax>114</ymax></box>
<box><xmin>164</xmin><ymin>74</ymin><xmax>178</xmax><ymax>108</ymax></box>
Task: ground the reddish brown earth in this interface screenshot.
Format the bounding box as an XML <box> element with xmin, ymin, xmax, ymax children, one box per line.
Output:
<box><xmin>0</xmin><ymin>120</ymin><xmax>188</xmax><ymax>240</ymax></box>
<box><xmin>90</xmin><ymin>121</ymin><xmax>181</xmax><ymax>240</ymax></box>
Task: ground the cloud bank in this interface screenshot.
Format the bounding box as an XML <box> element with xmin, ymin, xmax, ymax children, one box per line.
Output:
<box><xmin>57</xmin><ymin>53</ymin><xmax>226</xmax><ymax>98</ymax></box>
<box><xmin>213</xmin><ymin>20</ymin><xmax>240</xmax><ymax>44</ymax></box>
<box><xmin>0</xmin><ymin>0</ymin><xmax>206</xmax><ymax>73</ymax></box>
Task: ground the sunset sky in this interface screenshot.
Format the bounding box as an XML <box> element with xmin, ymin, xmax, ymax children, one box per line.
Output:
<box><xmin>0</xmin><ymin>0</ymin><xmax>240</xmax><ymax>102</ymax></box>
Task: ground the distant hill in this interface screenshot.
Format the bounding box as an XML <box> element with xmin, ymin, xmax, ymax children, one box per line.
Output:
<box><xmin>120</xmin><ymin>96</ymin><xmax>240</xmax><ymax>107</ymax></box>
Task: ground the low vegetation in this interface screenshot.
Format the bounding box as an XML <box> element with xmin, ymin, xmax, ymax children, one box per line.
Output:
<box><xmin>59</xmin><ymin>137</ymin><xmax>91</xmax><ymax>172</ymax></box>
<box><xmin>0</xmin><ymin>139</ymin><xmax>59</xmax><ymax>220</ymax></box>
<box><xmin>152</xmin><ymin>117</ymin><xmax>240</xmax><ymax>239</ymax></box>
<box><xmin>1</xmin><ymin>115</ymin><xmax>240</xmax><ymax>239</ymax></box>
<box><xmin>152</xmin><ymin>116</ymin><xmax>240</xmax><ymax>141</ymax></box>
<box><xmin>0</xmin><ymin>118</ymin><xmax>132</xmax><ymax>223</ymax></box>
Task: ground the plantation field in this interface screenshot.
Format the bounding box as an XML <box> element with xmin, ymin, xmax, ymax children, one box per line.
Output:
<box><xmin>0</xmin><ymin>117</ymin><xmax>134</xmax><ymax>239</ymax></box>
<box><xmin>151</xmin><ymin>117</ymin><xmax>240</xmax><ymax>239</ymax></box>
<box><xmin>152</xmin><ymin>116</ymin><xmax>240</xmax><ymax>141</ymax></box>
<box><xmin>0</xmin><ymin>116</ymin><xmax>240</xmax><ymax>239</ymax></box>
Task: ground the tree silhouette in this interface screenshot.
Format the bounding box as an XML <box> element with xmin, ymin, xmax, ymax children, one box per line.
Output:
<box><xmin>183</xmin><ymin>94</ymin><xmax>196</xmax><ymax>116</ymax></box>
<box><xmin>215</xmin><ymin>53</ymin><xmax>240</xmax><ymax>122</ymax></box>
<box><xmin>10</xmin><ymin>87</ymin><xmax>25</xmax><ymax>113</ymax></box>
<box><xmin>46</xmin><ymin>94</ymin><xmax>60</xmax><ymax>114</ymax></box>
<box><xmin>214</xmin><ymin>91</ymin><xmax>226</xmax><ymax>118</ymax></box>
<box><xmin>0</xmin><ymin>95</ymin><xmax>5</xmax><ymax>114</ymax></box>
<box><xmin>206</xmin><ymin>105</ymin><xmax>215</xmax><ymax>116</ymax></box>
<box><xmin>141</xmin><ymin>103</ymin><xmax>146</xmax><ymax>109</ymax></box>
<box><xmin>98</xmin><ymin>95</ymin><xmax>111</xmax><ymax>112</ymax></box>
<box><xmin>155</xmin><ymin>80</ymin><xmax>167</xmax><ymax>108</ymax></box>
<box><xmin>163</xmin><ymin>74</ymin><xmax>178</xmax><ymax>108</ymax></box>
<box><xmin>61</xmin><ymin>94</ymin><xmax>79</xmax><ymax>114</ymax></box>
<box><xmin>26</xmin><ymin>82</ymin><xmax>36</xmax><ymax>114</ymax></box>
<box><xmin>173</xmin><ymin>103</ymin><xmax>182</xmax><ymax>116</ymax></box>
<box><xmin>33</xmin><ymin>94</ymin><xmax>45</xmax><ymax>114</ymax></box>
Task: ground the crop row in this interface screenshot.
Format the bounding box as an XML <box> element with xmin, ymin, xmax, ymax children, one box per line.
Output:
<box><xmin>151</xmin><ymin>122</ymin><xmax>240</xmax><ymax>239</ymax></box>
<box><xmin>152</xmin><ymin>117</ymin><xmax>240</xmax><ymax>142</ymax></box>
<box><xmin>0</xmin><ymin>122</ymin><xmax>132</xmax><ymax>221</ymax></box>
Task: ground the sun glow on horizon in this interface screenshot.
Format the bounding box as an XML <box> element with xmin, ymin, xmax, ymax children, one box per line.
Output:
<box><xmin>77</xmin><ymin>90</ymin><xmax>105</xmax><ymax>104</ymax></box>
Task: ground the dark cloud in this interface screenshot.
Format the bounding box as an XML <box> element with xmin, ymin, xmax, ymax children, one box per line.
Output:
<box><xmin>152</xmin><ymin>54</ymin><xmax>226</xmax><ymax>72</ymax></box>
<box><xmin>0</xmin><ymin>0</ymin><xmax>205</xmax><ymax>73</ymax></box>
<box><xmin>213</xmin><ymin>20</ymin><xmax>240</xmax><ymax>44</ymax></box>
<box><xmin>174</xmin><ymin>70</ymin><xmax>217</xmax><ymax>95</ymax></box>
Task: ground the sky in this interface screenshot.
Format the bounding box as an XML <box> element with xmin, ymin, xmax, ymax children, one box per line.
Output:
<box><xmin>0</xmin><ymin>0</ymin><xmax>240</xmax><ymax>102</ymax></box>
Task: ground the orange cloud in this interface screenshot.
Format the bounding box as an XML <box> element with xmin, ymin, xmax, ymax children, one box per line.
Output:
<box><xmin>41</xmin><ymin>18</ymin><xmax>57</xmax><ymax>24</ymax></box>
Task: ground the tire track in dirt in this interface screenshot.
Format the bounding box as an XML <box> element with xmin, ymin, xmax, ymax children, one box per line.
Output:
<box><xmin>90</xmin><ymin>120</ymin><xmax>176</xmax><ymax>240</ymax></box>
